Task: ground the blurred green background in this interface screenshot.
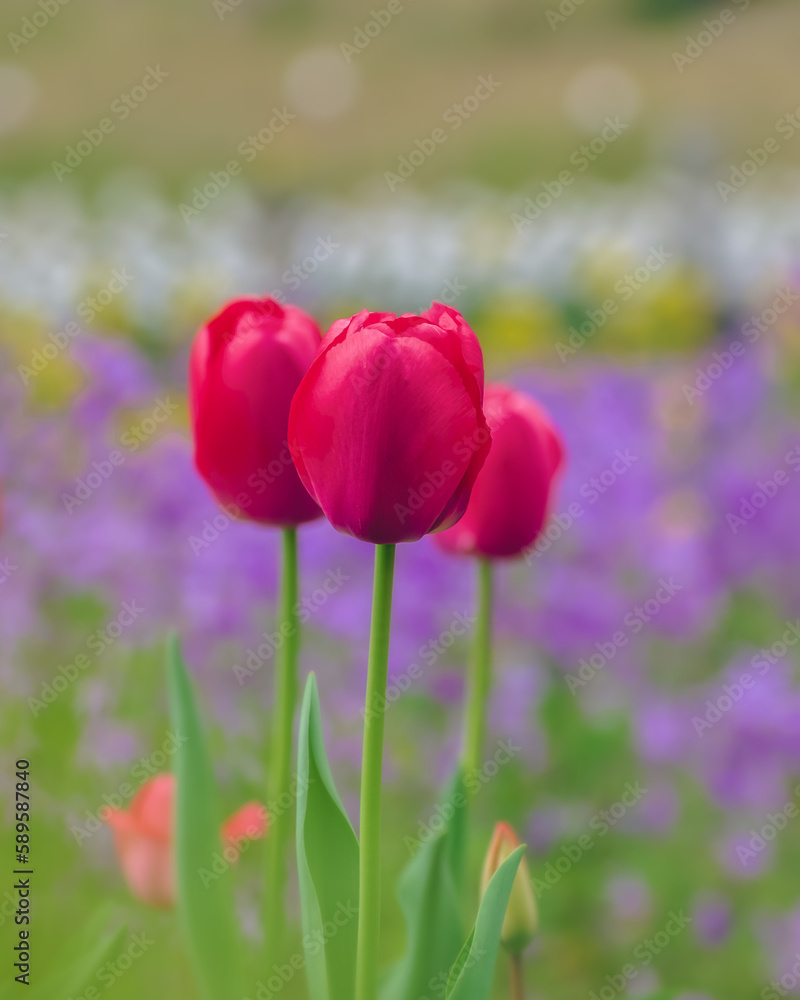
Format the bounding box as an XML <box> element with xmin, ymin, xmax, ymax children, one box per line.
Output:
<box><xmin>1</xmin><ymin>0</ymin><xmax>798</xmax><ymax>194</ymax></box>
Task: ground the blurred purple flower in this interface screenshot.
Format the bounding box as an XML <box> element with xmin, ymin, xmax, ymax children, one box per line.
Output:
<box><xmin>692</xmin><ymin>890</ymin><xmax>731</xmax><ymax>947</ymax></box>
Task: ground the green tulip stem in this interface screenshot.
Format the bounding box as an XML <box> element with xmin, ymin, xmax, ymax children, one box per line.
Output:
<box><xmin>510</xmin><ymin>953</ymin><xmax>525</xmax><ymax>1000</ymax></box>
<box><xmin>462</xmin><ymin>558</ymin><xmax>494</xmax><ymax>783</ymax></box>
<box><xmin>264</xmin><ymin>526</ymin><xmax>299</xmax><ymax>976</ymax></box>
<box><xmin>355</xmin><ymin>543</ymin><xmax>397</xmax><ymax>1000</ymax></box>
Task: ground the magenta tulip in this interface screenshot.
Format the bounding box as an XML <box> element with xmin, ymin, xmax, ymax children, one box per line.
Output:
<box><xmin>287</xmin><ymin>303</ymin><xmax>490</xmax><ymax>544</ymax></box>
<box><xmin>189</xmin><ymin>297</ymin><xmax>323</xmax><ymax>526</ymax></box>
<box><xmin>434</xmin><ymin>383</ymin><xmax>564</xmax><ymax>559</ymax></box>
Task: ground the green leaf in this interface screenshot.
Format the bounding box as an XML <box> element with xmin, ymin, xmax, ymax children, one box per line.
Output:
<box><xmin>167</xmin><ymin>635</ymin><xmax>243</xmax><ymax>1000</ymax></box>
<box><xmin>445</xmin><ymin>845</ymin><xmax>525</xmax><ymax>1000</ymax></box>
<box><xmin>296</xmin><ymin>673</ymin><xmax>360</xmax><ymax>1000</ymax></box>
<box><xmin>445</xmin><ymin>929</ymin><xmax>474</xmax><ymax>998</ymax></box>
<box><xmin>26</xmin><ymin>911</ymin><xmax>127</xmax><ymax>1000</ymax></box>
<box><xmin>380</xmin><ymin>769</ymin><xmax>466</xmax><ymax>1000</ymax></box>
<box><xmin>442</xmin><ymin>767</ymin><xmax>468</xmax><ymax>890</ymax></box>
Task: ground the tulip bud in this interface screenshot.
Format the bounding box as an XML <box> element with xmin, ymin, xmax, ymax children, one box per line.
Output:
<box><xmin>189</xmin><ymin>297</ymin><xmax>324</xmax><ymax>527</ymax></box>
<box><xmin>480</xmin><ymin>822</ymin><xmax>538</xmax><ymax>955</ymax></box>
<box><xmin>288</xmin><ymin>303</ymin><xmax>490</xmax><ymax>544</ymax></box>
<box><xmin>434</xmin><ymin>383</ymin><xmax>563</xmax><ymax>559</ymax></box>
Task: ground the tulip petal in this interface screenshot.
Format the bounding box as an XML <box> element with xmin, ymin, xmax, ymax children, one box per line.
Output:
<box><xmin>222</xmin><ymin>801</ymin><xmax>269</xmax><ymax>861</ymax></box>
<box><xmin>435</xmin><ymin>383</ymin><xmax>564</xmax><ymax>558</ymax></box>
<box><xmin>190</xmin><ymin>297</ymin><xmax>323</xmax><ymax>526</ymax></box>
<box><xmin>116</xmin><ymin>837</ymin><xmax>175</xmax><ymax>910</ymax></box>
<box><xmin>291</xmin><ymin>325</ymin><xmax>486</xmax><ymax>543</ymax></box>
<box><xmin>422</xmin><ymin>302</ymin><xmax>485</xmax><ymax>398</ymax></box>
<box><xmin>128</xmin><ymin>772</ymin><xmax>173</xmax><ymax>842</ymax></box>
<box><xmin>103</xmin><ymin>806</ymin><xmax>137</xmax><ymax>834</ymax></box>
